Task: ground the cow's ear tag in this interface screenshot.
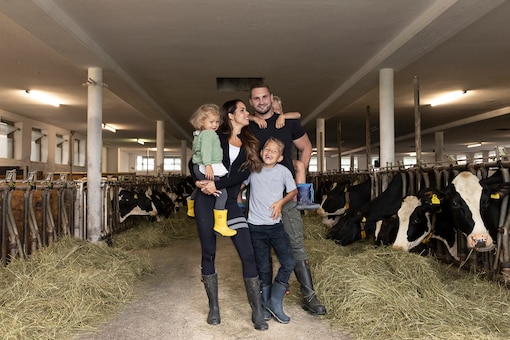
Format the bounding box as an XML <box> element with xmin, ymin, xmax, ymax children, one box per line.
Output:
<box><xmin>344</xmin><ymin>187</ymin><xmax>348</xmax><ymax>192</ymax></box>
<box><xmin>491</xmin><ymin>193</ymin><xmax>500</xmax><ymax>200</ymax></box>
<box><xmin>431</xmin><ymin>194</ymin><xmax>440</xmax><ymax>205</ymax></box>
<box><xmin>134</xmin><ymin>194</ymin><xmax>138</xmax><ymax>199</ymax></box>
<box><xmin>362</xmin><ymin>217</ymin><xmax>366</xmax><ymax>223</ymax></box>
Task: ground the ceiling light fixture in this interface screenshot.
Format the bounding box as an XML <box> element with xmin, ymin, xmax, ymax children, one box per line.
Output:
<box><xmin>136</xmin><ymin>138</ymin><xmax>144</xmax><ymax>145</ymax></box>
<box><xmin>429</xmin><ymin>90</ymin><xmax>467</xmax><ymax>107</ymax></box>
<box><xmin>467</xmin><ymin>142</ymin><xmax>482</xmax><ymax>148</ymax></box>
<box><xmin>102</xmin><ymin>124</ymin><xmax>116</xmax><ymax>133</ymax></box>
<box><xmin>25</xmin><ymin>90</ymin><xmax>60</xmax><ymax>107</ymax></box>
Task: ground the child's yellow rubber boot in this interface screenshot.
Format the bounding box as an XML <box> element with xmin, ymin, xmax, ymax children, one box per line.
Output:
<box><xmin>213</xmin><ymin>209</ymin><xmax>237</xmax><ymax>236</ymax></box>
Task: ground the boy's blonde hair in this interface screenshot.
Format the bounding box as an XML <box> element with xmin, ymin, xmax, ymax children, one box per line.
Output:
<box><xmin>189</xmin><ymin>103</ymin><xmax>220</xmax><ymax>130</ymax></box>
<box><xmin>264</xmin><ymin>137</ymin><xmax>285</xmax><ymax>155</ymax></box>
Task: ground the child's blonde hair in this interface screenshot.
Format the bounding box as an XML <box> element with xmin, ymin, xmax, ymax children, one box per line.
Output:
<box><xmin>189</xmin><ymin>103</ymin><xmax>220</xmax><ymax>130</ymax></box>
<box><xmin>272</xmin><ymin>95</ymin><xmax>283</xmax><ymax>113</ymax></box>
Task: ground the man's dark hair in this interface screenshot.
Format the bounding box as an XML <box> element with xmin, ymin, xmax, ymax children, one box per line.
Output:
<box><xmin>249</xmin><ymin>81</ymin><xmax>271</xmax><ymax>94</ymax></box>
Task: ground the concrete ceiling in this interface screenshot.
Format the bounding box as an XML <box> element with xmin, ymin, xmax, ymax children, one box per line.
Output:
<box><xmin>0</xmin><ymin>0</ymin><xmax>509</xmax><ymax>160</ymax></box>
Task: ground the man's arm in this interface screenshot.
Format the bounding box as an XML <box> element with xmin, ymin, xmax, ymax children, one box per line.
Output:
<box><xmin>293</xmin><ymin>133</ymin><xmax>313</xmax><ymax>168</ymax></box>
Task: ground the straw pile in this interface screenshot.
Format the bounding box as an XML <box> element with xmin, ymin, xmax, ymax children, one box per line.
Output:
<box><xmin>302</xmin><ymin>214</ymin><xmax>510</xmax><ymax>340</ymax></box>
<box><xmin>0</xmin><ymin>236</ymin><xmax>152</xmax><ymax>340</ymax></box>
<box><xmin>113</xmin><ymin>213</ymin><xmax>198</xmax><ymax>250</ymax></box>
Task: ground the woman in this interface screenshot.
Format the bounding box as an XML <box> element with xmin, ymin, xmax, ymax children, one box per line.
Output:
<box><xmin>193</xmin><ymin>99</ymin><xmax>266</xmax><ymax>331</ymax></box>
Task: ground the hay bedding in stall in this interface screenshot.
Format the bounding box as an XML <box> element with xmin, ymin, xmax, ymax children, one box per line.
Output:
<box><xmin>0</xmin><ymin>213</ymin><xmax>195</xmax><ymax>340</ymax></box>
<box><xmin>302</xmin><ymin>215</ymin><xmax>510</xmax><ymax>340</ymax></box>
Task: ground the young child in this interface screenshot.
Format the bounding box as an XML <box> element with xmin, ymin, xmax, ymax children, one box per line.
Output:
<box><xmin>188</xmin><ymin>103</ymin><xmax>236</xmax><ymax>237</ymax></box>
<box><xmin>243</xmin><ymin>137</ymin><xmax>297</xmax><ymax>324</ymax></box>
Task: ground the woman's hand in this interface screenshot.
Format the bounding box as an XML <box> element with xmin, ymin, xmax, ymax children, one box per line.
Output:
<box><xmin>198</xmin><ymin>180</ymin><xmax>221</xmax><ymax>197</ymax></box>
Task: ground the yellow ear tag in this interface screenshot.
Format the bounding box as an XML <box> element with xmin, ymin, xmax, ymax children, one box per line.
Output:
<box><xmin>431</xmin><ymin>194</ymin><xmax>440</xmax><ymax>205</ymax></box>
<box><xmin>361</xmin><ymin>230</ymin><xmax>367</xmax><ymax>239</ymax></box>
<box><xmin>422</xmin><ymin>232</ymin><xmax>433</xmax><ymax>244</ymax></box>
<box><xmin>491</xmin><ymin>193</ymin><xmax>500</xmax><ymax>199</ymax></box>
<box><xmin>344</xmin><ymin>187</ymin><xmax>348</xmax><ymax>192</ymax></box>
<box><xmin>362</xmin><ymin>217</ymin><xmax>367</xmax><ymax>223</ymax></box>
<box><xmin>134</xmin><ymin>194</ymin><xmax>138</xmax><ymax>199</ymax></box>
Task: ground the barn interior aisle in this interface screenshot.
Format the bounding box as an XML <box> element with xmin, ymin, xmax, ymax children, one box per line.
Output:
<box><xmin>73</xmin><ymin>234</ymin><xmax>352</xmax><ymax>340</ymax></box>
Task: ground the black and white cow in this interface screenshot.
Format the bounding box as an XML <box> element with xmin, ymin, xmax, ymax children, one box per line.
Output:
<box><xmin>326</xmin><ymin>173</ymin><xmax>404</xmax><ymax>246</ymax></box>
<box><xmin>118</xmin><ymin>188</ymin><xmax>158</xmax><ymax>223</ymax></box>
<box><xmin>318</xmin><ymin>178</ymin><xmax>372</xmax><ymax>229</ymax></box>
<box><xmin>376</xmin><ymin>189</ymin><xmax>442</xmax><ymax>251</ymax></box>
<box><xmin>380</xmin><ymin>170</ymin><xmax>510</xmax><ymax>260</ymax></box>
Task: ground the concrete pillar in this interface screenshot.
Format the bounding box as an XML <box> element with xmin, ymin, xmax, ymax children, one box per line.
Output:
<box><xmin>434</xmin><ymin>131</ymin><xmax>444</xmax><ymax>165</ymax></box>
<box><xmin>181</xmin><ymin>140</ymin><xmax>188</xmax><ymax>176</ymax></box>
<box><xmin>482</xmin><ymin>150</ymin><xmax>489</xmax><ymax>163</ymax></box>
<box><xmin>86</xmin><ymin>67</ymin><xmax>104</xmax><ymax>243</ymax></box>
<box><xmin>156</xmin><ymin>120</ymin><xmax>165</xmax><ymax>175</ymax></box>
<box><xmin>316</xmin><ymin>118</ymin><xmax>325</xmax><ymax>173</ymax></box>
<box><xmin>379</xmin><ymin>68</ymin><xmax>395</xmax><ymax>169</ymax></box>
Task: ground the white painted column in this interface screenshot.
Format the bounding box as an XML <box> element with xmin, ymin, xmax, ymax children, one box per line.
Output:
<box><xmin>434</xmin><ymin>131</ymin><xmax>444</xmax><ymax>165</ymax></box>
<box><xmin>379</xmin><ymin>68</ymin><xmax>395</xmax><ymax>169</ymax></box>
<box><xmin>316</xmin><ymin>118</ymin><xmax>325</xmax><ymax>173</ymax></box>
<box><xmin>86</xmin><ymin>67</ymin><xmax>103</xmax><ymax>243</ymax></box>
<box><xmin>156</xmin><ymin>120</ymin><xmax>165</xmax><ymax>175</ymax></box>
<box><xmin>482</xmin><ymin>150</ymin><xmax>489</xmax><ymax>163</ymax></box>
<box><xmin>181</xmin><ymin>140</ymin><xmax>188</xmax><ymax>176</ymax></box>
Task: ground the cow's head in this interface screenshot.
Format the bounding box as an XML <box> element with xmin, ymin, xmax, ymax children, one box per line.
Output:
<box><xmin>326</xmin><ymin>209</ymin><xmax>366</xmax><ymax>246</ymax></box>
<box><xmin>446</xmin><ymin>172</ymin><xmax>494</xmax><ymax>251</ymax></box>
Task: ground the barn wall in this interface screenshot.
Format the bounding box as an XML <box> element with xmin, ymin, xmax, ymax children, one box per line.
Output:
<box><xmin>0</xmin><ymin>108</ymin><xmax>87</xmax><ymax>177</ymax></box>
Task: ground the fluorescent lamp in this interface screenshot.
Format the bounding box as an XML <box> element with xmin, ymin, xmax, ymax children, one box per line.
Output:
<box><xmin>25</xmin><ymin>90</ymin><xmax>60</xmax><ymax>107</ymax></box>
<box><xmin>102</xmin><ymin>124</ymin><xmax>116</xmax><ymax>133</ymax></box>
<box><xmin>467</xmin><ymin>142</ymin><xmax>482</xmax><ymax>148</ymax></box>
<box><xmin>430</xmin><ymin>90</ymin><xmax>467</xmax><ymax>107</ymax></box>
<box><xmin>137</xmin><ymin>138</ymin><xmax>145</xmax><ymax>145</ymax></box>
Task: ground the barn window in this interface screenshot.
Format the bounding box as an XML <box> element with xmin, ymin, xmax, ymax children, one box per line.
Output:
<box><xmin>136</xmin><ymin>156</ymin><xmax>154</xmax><ymax>171</ymax></box>
<box><xmin>0</xmin><ymin>119</ymin><xmax>18</xmax><ymax>159</ymax></box>
<box><xmin>73</xmin><ymin>138</ymin><xmax>85</xmax><ymax>166</ymax></box>
<box><xmin>30</xmin><ymin>127</ymin><xmax>48</xmax><ymax>163</ymax></box>
<box><xmin>308</xmin><ymin>157</ymin><xmax>318</xmax><ymax>172</ymax></box>
<box><xmin>341</xmin><ymin>156</ymin><xmax>358</xmax><ymax>172</ymax></box>
<box><xmin>164</xmin><ymin>157</ymin><xmax>181</xmax><ymax>172</ymax></box>
<box><xmin>55</xmin><ymin>134</ymin><xmax>69</xmax><ymax>164</ymax></box>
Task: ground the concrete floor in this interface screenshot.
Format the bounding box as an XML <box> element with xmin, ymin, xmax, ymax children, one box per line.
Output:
<box><xmin>73</xmin><ymin>236</ymin><xmax>353</xmax><ymax>340</ymax></box>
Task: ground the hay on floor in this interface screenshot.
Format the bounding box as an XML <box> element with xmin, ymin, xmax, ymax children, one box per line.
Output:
<box><xmin>0</xmin><ymin>236</ymin><xmax>152</xmax><ymax>340</ymax></box>
<box><xmin>302</xmin><ymin>214</ymin><xmax>510</xmax><ymax>340</ymax></box>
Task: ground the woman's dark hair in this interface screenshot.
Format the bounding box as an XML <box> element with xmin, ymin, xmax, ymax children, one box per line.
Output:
<box><xmin>220</xmin><ymin>100</ymin><xmax>262</xmax><ymax>173</ymax></box>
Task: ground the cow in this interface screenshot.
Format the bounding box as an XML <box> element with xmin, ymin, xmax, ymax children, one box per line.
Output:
<box><xmin>376</xmin><ymin>190</ymin><xmax>442</xmax><ymax>251</ymax></box>
<box><xmin>118</xmin><ymin>188</ymin><xmax>158</xmax><ymax>223</ymax></box>
<box><xmin>379</xmin><ymin>170</ymin><xmax>510</xmax><ymax>261</ymax></box>
<box><xmin>326</xmin><ymin>173</ymin><xmax>404</xmax><ymax>246</ymax></box>
<box><xmin>317</xmin><ymin>178</ymin><xmax>372</xmax><ymax>229</ymax></box>
<box><xmin>147</xmin><ymin>187</ymin><xmax>176</xmax><ymax>220</ymax></box>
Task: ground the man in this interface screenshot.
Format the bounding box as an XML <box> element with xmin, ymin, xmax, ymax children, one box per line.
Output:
<box><xmin>248</xmin><ymin>81</ymin><xmax>326</xmax><ymax>316</ymax></box>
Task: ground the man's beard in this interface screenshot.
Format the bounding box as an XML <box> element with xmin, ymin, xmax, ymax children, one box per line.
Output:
<box><xmin>255</xmin><ymin>103</ymin><xmax>272</xmax><ymax>115</ymax></box>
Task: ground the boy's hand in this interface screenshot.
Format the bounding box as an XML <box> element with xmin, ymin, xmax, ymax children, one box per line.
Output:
<box><xmin>269</xmin><ymin>201</ymin><xmax>283</xmax><ymax>220</ymax></box>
